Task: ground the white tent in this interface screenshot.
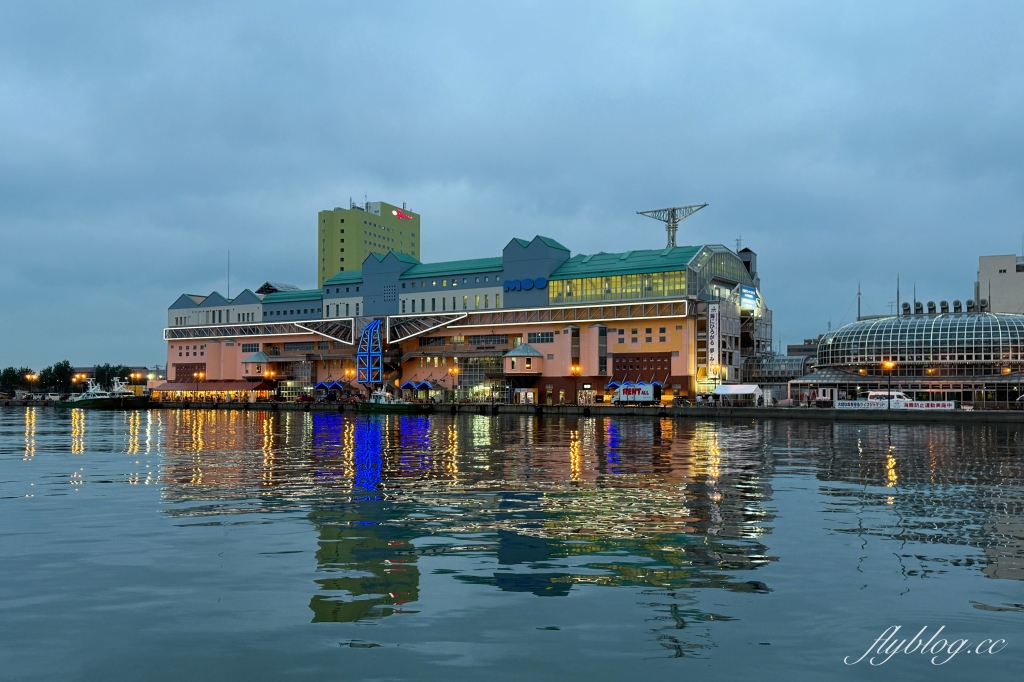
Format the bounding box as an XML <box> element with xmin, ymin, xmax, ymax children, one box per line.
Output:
<box><xmin>712</xmin><ymin>384</ymin><xmax>763</xmax><ymax>398</ymax></box>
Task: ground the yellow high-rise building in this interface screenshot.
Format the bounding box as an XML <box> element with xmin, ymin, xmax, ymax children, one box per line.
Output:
<box><xmin>318</xmin><ymin>201</ymin><xmax>421</xmax><ymax>287</ymax></box>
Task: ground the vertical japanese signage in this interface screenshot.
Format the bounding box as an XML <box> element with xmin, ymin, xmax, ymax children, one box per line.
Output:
<box><xmin>707</xmin><ymin>303</ymin><xmax>720</xmax><ymax>377</ymax></box>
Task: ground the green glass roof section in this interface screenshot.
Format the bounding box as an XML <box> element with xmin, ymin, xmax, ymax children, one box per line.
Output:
<box><xmin>323</xmin><ymin>270</ymin><xmax>364</xmax><ymax>286</ymax></box>
<box><xmin>401</xmin><ymin>257</ymin><xmax>504</xmax><ymax>279</ymax></box>
<box><xmin>549</xmin><ymin>245</ymin><xmax>702</xmax><ymax>279</ymax></box>
<box><xmin>261</xmin><ymin>289</ymin><xmax>324</xmax><ymax>303</ymax></box>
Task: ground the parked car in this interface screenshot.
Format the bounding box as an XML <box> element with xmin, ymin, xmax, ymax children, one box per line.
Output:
<box><xmin>295</xmin><ymin>394</ymin><xmax>315</xmax><ymax>403</ymax></box>
<box><xmin>0</xmin><ymin>393</ymin><xmax>10</xmax><ymax>400</ymax></box>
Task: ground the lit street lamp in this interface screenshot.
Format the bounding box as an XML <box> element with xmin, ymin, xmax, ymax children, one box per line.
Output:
<box><xmin>882</xmin><ymin>360</ymin><xmax>896</xmax><ymax>410</ymax></box>
<box><xmin>25</xmin><ymin>373</ymin><xmax>38</xmax><ymax>397</ymax></box>
<box><xmin>570</xmin><ymin>363</ymin><xmax>582</xmax><ymax>405</ymax></box>
<box><xmin>447</xmin><ymin>366</ymin><xmax>460</xmax><ymax>402</ymax></box>
<box><xmin>192</xmin><ymin>371</ymin><xmax>205</xmax><ymax>401</ymax></box>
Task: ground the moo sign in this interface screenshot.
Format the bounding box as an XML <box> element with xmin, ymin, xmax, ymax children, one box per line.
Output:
<box><xmin>504</xmin><ymin>277</ymin><xmax>548</xmax><ymax>292</ymax></box>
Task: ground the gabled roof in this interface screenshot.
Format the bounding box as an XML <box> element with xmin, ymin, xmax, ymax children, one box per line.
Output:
<box><xmin>504</xmin><ymin>343</ymin><xmax>544</xmax><ymax>358</ymax></box>
<box><xmin>324</xmin><ymin>270</ymin><xmax>364</xmax><ymax>286</ymax></box>
<box><xmin>169</xmin><ymin>294</ymin><xmax>202</xmax><ymax>310</ymax></box>
<box><xmin>534</xmin><ymin>236</ymin><xmax>569</xmax><ymax>251</ymax></box>
<box><xmin>199</xmin><ymin>291</ymin><xmax>230</xmax><ymax>307</ymax></box>
<box><xmin>510</xmin><ymin>237</ymin><xmax>531</xmax><ymax>248</ymax></box>
<box><xmin>369</xmin><ymin>251</ymin><xmax>419</xmax><ymax>265</ymax></box>
<box><xmin>401</xmin><ymin>257</ymin><xmax>503</xmax><ymax>279</ymax></box>
<box><xmin>229</xmin><ymin>289</ymin><xmax>262</xmax><ymax>306</ymax></box>
<box><xmin>550</xmin><ymin>245</ymin><xmax>702</xmax><ymax>279</ymax></box>
<box><xmin>261</xmin><ymin>289</ymin><xmax>323</xmax><ymax>303</ymax></box>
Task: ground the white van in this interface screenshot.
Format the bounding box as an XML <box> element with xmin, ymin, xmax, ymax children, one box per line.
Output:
<box><xmin>866</xmin><ymin>390</ymin><xmax>911</xmax><ymax>402</ymax></box>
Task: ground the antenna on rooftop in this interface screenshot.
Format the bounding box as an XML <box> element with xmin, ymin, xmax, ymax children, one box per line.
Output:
<box><xmin>636</xmin><ymin>204</ymin><xmax>708</xmax><ymax>248</ymax></box>
<box><xmin>735</xmin><ymin>235</ymin><xmax>743</xmax><ymax>251</ymax></box>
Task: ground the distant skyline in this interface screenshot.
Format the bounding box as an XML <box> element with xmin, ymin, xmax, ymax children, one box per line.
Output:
<box><xmin>3</xmin><ymin>1</ymin><xmax>1024</xmax><ymax>367</ymax></box>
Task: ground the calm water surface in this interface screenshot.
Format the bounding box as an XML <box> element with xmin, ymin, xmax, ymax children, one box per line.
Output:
<box><xmin>1</xmin><ymin>408</ymin><xmax>1022</xmax><ymax>681</ymax></box>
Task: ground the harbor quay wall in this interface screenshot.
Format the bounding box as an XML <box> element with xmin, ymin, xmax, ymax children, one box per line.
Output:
<box><xmin>6</xmin><ymin>400</ymin><xmax>1024</xmax><ymax>424</ymax></box>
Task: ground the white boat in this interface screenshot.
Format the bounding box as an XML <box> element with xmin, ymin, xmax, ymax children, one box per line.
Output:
<box><xmin>56</xmin><ymin>378</ymin><xmax>149</xmax><ymax>409</ymax></box>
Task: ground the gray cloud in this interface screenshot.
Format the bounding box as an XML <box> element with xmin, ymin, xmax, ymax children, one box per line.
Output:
<box><xmin>2</xmin><ymin>1</ymin><xmax>1024</xmax><ymax>365</ymax></box>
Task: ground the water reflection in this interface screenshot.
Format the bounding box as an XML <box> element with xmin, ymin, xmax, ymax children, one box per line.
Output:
<box><xmin>4</xmin><ymin>407</ymin><xmax>1024</xmax><ymax>667</ymax></box>
<box><xmin>156</xmin><ymin>410</ymin><xmax>776</xmax><ymax>654</ymax></box>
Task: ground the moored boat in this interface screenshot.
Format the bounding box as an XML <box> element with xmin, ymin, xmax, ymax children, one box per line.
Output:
<box><xmin>356</xmin><ymin>388</ymin><xmax>431</xmax><ymax>414</ymax></box>
<box><xmin>56</xmin><ymin>378</ymin><xmax>150</xmax><ymax>410</ymax></box>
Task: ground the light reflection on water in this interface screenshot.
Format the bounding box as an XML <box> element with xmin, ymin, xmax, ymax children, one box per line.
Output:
<box><xmin>1</xmin><ymin>408</ymin><xmax>1022</xmax><ymax>680</ymax></box>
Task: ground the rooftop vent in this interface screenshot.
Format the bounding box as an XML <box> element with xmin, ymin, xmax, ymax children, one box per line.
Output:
<box><xmin>953</xmin><ymin>300</ymin><xmax>962</xmax><ymax>313</ymax></box>
<box><xmin>940</xmin><ymin>300</ymin><xmax>949</xmax><ymax>314</ymax></box>
<box><xmin>979</xmin><ymin>298</ymin><xmax>989</xmax><ymax>312</ymax></box>
<box><xmin>902</xmin><ymin>302</ymin><xmax>912</xmax><ymax>315</ymax></box>
<box><xmin>914</xmin><ymin>301</ymin><xmax>924</xmax><ymax>315</ymax></box>
<box><xmin>927</xmin><ymin>301</ymin><xmax>937</xmax><ymax>314</ymax></box>
<box><xmin>967</xmin><ymin>299</ymin><xmax>976</xmax><ymax>312</ymax></box>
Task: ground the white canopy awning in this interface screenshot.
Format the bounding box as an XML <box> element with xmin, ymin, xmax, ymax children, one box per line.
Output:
<box><xmin>712</xmin><ymin>384</ymin><xmax>763</xmax><ymax>396</ymax></box>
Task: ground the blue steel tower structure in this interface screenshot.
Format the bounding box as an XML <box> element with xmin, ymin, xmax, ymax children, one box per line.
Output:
<box><xmin>356</xmin><ymin>320</ymin><xmax>384</xmax><ymax>385</ymax></box>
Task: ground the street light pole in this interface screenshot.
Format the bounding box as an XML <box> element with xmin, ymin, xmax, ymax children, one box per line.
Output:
<box><xmin>448</xmin><ymin>366</ymin><xmax>459</xmax><ymax>403</ymax></box>
<box><xmin>882</xmin><ymin>360</ymin><xmax>896</xmax><ymax>410</ymax></box>
<box><xmin>570</xmin><ymin>364</ymin><xmax>582</xmax><ymax>405</ymax></box>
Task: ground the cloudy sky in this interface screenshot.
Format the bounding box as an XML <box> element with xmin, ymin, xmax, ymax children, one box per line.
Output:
<box><xmin>2</xmin><ymin>1</ymin><xmax>1024</xmax><ymax>368</ymax></box>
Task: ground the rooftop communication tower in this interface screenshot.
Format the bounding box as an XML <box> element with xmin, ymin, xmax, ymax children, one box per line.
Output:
<box><xmin>637</xmin><ymin>204</ymin><xmax>708</xmax><ymax>248</ymax></box>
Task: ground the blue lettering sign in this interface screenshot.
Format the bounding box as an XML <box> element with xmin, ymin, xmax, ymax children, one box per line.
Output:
<box><xmin>503</xmin><ymin>278</ymin><xmax>549</xmax><ymax>292</ymax></box>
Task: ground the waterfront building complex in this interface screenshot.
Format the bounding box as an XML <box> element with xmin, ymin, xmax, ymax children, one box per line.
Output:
<box><xmin>160</xmin><ymin>219</ymin><xmax>772</xmax><ymax>403</ymax></box>
<box><xmin>790</xmin><ymin>311</ymin><xmax>1024</xmax><ymax>406</ymax></box>
<box><xmin>317</xmin><ymin>201</ymin><xmax>420</xmax><ymax>287</ymax></box>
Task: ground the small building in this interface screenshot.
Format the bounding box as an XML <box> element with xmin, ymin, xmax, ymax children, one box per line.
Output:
<box><xmin>977</xmin><ymin>254</ymin><xmax>1024</xmax><ymax>314</ymax></box>
<box><xmin>741</xmin><ymin>354</ymin><xmax>814</xmax><ymax>403</ymax></box>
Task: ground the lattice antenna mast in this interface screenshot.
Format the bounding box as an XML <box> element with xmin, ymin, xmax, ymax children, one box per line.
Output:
<box><xmin>636</xmin><ymin>204</ymin><xmax>708</xmax><ymax>248</ymax></box>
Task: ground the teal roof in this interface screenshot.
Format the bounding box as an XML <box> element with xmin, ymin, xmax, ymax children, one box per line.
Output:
<box><xmin>534</xmin><ymin>236</ymin><xmax>569</xmax><ymax>251</ymax></box>
<box><xmin>504</xmin><ymin>343</ymin><xmax>544</xmax><ymax>358</ymax></box>
<box><xmin>400</xmin><ymin>257</ymin><xmax>503</xmax><ymax>279</ymax></box>
<box><xmin>550</xmin><ymin>245</ymin><xmax>702</xmax><ymax>279</ymax></box>
<box><xmin>241</xmin><ymin>352</ymin><xmax>269</xmax><ymax>364</ymax></box>
<box><xmin>370</xmin><ymin>251</ymin><xmax>419</xmax><ymax>265</ymax></box>
<box><xmin>261</xmin><ymin>289</ymin><xmax>323</xmax><ymax>303</ymax></box>
<box><xmin>324</xmin><ymin>270</ymin><xmax>364</xmax><ymax>286</ymax></box>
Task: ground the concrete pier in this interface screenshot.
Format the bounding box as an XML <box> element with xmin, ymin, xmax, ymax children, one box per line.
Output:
<box><xmin>7</xmin><ymin>399</ymin><xmax>1024</xmax><ymax>424</ymax></box>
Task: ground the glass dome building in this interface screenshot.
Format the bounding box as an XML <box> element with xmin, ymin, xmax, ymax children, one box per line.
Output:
<box><xmin>789</xmin><ymin>313</ymin><xmax>1024</xmax><ymax>405</ymax></box>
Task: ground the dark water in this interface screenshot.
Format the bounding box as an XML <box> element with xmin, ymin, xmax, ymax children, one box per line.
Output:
<box><xmin>1</xmin><ymin>408</ymin><xmax>1022</xmax><ymax>681</ymax></box>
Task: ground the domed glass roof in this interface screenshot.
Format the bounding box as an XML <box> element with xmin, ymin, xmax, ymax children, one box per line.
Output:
<box><xmin>817</xmin><ymin>313</ymin><xmax>1024</xmax><ymax>369</ymax></box>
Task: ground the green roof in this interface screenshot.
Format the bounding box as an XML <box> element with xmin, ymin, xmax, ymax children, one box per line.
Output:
<box><xmin>400</xmin><ymin>257</ymin><xmax>503</xmax><ymax>279</ymax></box>
<box><xmin>261</xmin><ymin>289</ymin><xmax>323</xmax><ymax>303</ymax></box>
<box><xmin>369</xmin><ymin>251</ymin><xmax>419</xmax><ymax>265</ymax></box>
<box><xmin>324</xmin><ymin>270</ymin><xmax>364</xmax><ymax>286</ymax></box>
<box><xmin>534</xmin><ymin>236</ymin><xmax>569</xmax><ymax>250</ymax></box>
<box><xmin>504</xmin><ymin>343</ymin><xmax>544</xmax><ymax>358</ymax></box>
<box><xmin>550</xmin><ymin>245</ymin><xmax>702</xmax><ymax>279</ymax></box>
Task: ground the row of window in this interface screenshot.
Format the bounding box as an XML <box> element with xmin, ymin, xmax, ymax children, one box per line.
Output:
<box><xmin>403</xmin><ymin>275</ymin><xmax>499</xmax><ymax>290</ymax></box>
<box><xmin>172</xmin><ymin>310</ymin><xmax>256</xmax><ymax>326</ymax></box>
<box><xmin>402</xmin><ymin>294</ymin><xmax>500</xmax><ymax>313</ymax></box>
<box><xmin>327</xmin><ymin>303</ymin><xmax>360</xmax><ymax>317</ymax></box>
<box><xmin>548</xmin><ymin>271</ymin><xmax>687</xmax><ymax>304</ymax></box>
<box><xmin>264</xmin><ymin>307</ymin><xmax>323</xmax><ymax>318</ymax></box>
<box><xmin>175</xmin><ymin>344</ymin><xmax>206</xmax><ymax>358</ymax></box>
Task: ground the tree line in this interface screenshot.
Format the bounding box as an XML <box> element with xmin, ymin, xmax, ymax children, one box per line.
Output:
<box><xmin>0</xmin><ymin>362</ymin><xmax>136</xmax><ymax>394</ymax></box>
